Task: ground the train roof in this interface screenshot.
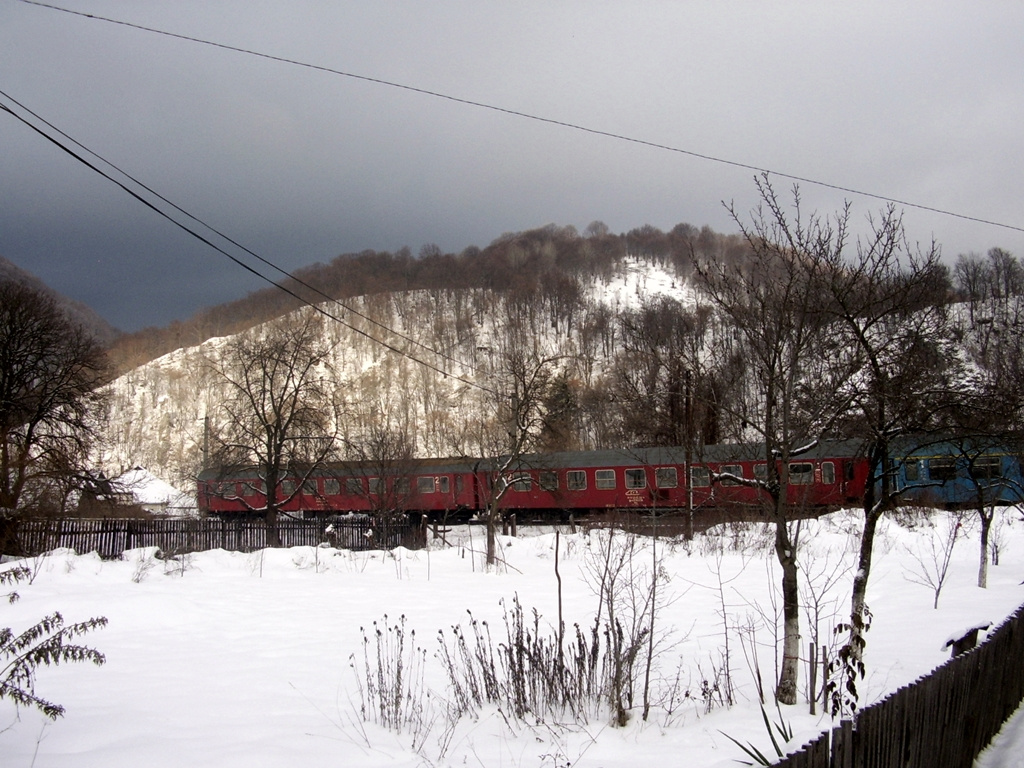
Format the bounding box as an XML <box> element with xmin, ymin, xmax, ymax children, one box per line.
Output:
<box><xmin>199</xmin><ymin>439</ymin><xmax>869</xmax><ymax>482</ymax></box>
<box><xmin>198</xmin><ymin>456</ymin><xmax>481</xmax><ymax>481</ymax></box>
<box><xmin>888</xmin><ymin>434</ymin><xmax>1023</xmax><ymax>459</ymax></box>
<box><xmin>505</xmin><ymin>439</ymin><xmax>866</xmax><ymax>470</ymax></box>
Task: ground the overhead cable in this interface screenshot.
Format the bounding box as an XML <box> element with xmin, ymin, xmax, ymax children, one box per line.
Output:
<box><xmin>14</xmin><ymin>0</ymin><xmax>1024</xmax><ymax>237</ymax></box>
<box><xmin>0</xmin><ymin>89</ymin><xmax>497</xmax><ymax>395</ymax></box>
<box><xmin>0</xmin><ymin>87</ymin><xmax>483</xmax><ymax>377</ymax></box>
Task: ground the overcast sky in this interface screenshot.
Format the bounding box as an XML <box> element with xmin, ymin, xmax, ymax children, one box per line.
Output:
<box><xmin>2</xmin><ymin>1</ymin><xmax>1022</xmax><ymax>332</ymax></box>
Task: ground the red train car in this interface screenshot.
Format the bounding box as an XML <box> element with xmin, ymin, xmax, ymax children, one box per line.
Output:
<box><xmin>199</xmin><ymin>457</ymin><xmax>482</xmax><ymax>521</ymax></box>
<box><xmin>487</xmin><ymin>441</ymin><xmax>868</xmax><ymax>518</ymax></box>
<box><xmin>199</xmin><ymin>440</ymin><xmax>870</xmax><ymax>522</ymax></box>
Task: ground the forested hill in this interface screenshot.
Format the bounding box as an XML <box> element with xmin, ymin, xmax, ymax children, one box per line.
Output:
<box><xmin>100</xmin><ymin>251</ymin><xmax>706</xmax><ymax>485</ymax></box>
<box><xmin>107</xmin><ymin>221</ymin><xmax>747</xmax><ymax>372</ymax></box>
<box><xmin>95</xmin><ymin>215</ymin><xmax>1024</xmax><ymax>493</ymax></box>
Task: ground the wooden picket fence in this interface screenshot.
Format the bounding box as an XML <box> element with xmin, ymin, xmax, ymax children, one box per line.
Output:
<box><xmin>2</xmin><ymin>517</ymin><xmax>424</xmax><ymax>560</ymax></box>
<box><xmin>776</xmin><ymin>603</ymin><xmax>1024</xmax><ymax>768</ymax></box>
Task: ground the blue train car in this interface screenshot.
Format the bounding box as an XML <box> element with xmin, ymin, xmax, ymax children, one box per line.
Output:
<box><xmin>891</xmin><ymin>439</ymin><xmax>1024</xmax><ymax>508</ymax></box>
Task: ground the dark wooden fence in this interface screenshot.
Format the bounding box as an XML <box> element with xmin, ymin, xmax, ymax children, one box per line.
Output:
<box><xmin>2</xmin><ymin>517</ymin><xmax>424</xmax><ymax>560</ymax></box>
<box><xmin>777</xmin><ymin>603</ymin><xmax>1024</xmax><ymax>768</ymax></box>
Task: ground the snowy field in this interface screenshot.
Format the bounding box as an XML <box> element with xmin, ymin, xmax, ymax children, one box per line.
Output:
<box><xmin>3</xmin><ymin>507</ymin><xmax>1024</xmax><ymax>768</ymax></box>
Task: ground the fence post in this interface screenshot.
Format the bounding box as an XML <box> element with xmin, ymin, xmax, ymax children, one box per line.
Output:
<box><xmin>831</xmin><ymin>719</ymin><xmax>853</xmax><ymax>768</ymax></box>
<box><xmin>809</xmin><ymin>642</ymin><xmax>817</xmax><ymax>716</ymax></box>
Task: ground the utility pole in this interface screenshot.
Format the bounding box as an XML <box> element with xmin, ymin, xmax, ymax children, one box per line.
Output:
<box><xmin>684</xmin><ymin>369</ymin><xmax>693</xmax><ymax>538</ymax></box>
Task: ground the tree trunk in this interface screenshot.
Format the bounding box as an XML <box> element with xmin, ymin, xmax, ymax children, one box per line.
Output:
<box><xmin>265</xmin><ymin>506</ymin><xmax>281</xmax><ymax>548</ymax></box>
<box><xmin>775</xmin><ymin>520</ymin><xmax>800</xmax><ymax>705</ymax></box>
<box><xmin>265</xmin><ymin>468</ymin><xmax>282</xmax><ymax>548</ymax></box>
<box><xmin>978</xmin><ymin>509</ymin><xmax>991</xmax><ymax>589</ymax></box>
<box><xmin>848</xmin><ymin>508</ymin><xmax>880</xmax><ymax>662</ymax></box>
<box><xmin>485</xmin><ymin>507</ymin><xmax>498</xmax><ymax>566</ymax></box>
<box><xmin>847</xmin><ymin>441</ymin><xmax>888</xmax><ymax>663</ymax></box>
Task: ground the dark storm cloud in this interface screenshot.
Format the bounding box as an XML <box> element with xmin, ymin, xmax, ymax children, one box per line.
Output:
<box><xmin>1</xmin><ymin>1</ymin><xmax>1022</xmax><ymax>332</ymax></box>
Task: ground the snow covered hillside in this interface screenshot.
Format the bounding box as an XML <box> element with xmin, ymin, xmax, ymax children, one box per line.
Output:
<box><xmin>97</xmin><ymin>255</ymin><xmax>695</xmax><ymax>489</ymax></box>
<box><xmin>2</xmin><ymin>507</ymin><xmax>1022</xmax><ymax>767</ymax></box>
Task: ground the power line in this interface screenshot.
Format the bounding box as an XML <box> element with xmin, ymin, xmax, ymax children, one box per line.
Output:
<box><xmin>15</xmin><ymin>0</ymin><xmax>1024</xmax><ymax>237</ymax></box>
<box><xmin>0</xmin><ymin>89</ymin><xmax>498</xmax><ymax>395</ymax></box>
<box><xmin>0</xmin><ymin>87</ymin><xmax>485</xmax><ymax>379</ymax></box>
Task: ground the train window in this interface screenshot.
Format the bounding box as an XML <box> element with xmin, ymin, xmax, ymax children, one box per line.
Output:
<box><xmin>438</xmin><ymin>476</ymin><xmax>451</xmax><ymax>494</ymax></box>
<box><xmin>323</xmin><ymin>478</ymin><xmax>340</xmax><ymax>495</ymax></box>
<box><xmin>566</xmin><ymin>470</ymin><xmax>587</xmax><ymax>490</ymax></box>
<box><xmin>302</xmin><ymin>479</ymin><xmax>317</xmax><ymax>495</ymax></box>
<box><xmin>345</xmin><ymin>477</ymin><xmax>363</xmax><ymax>495</ymax></box>
<box><xmin>720</xmin><ymin>465</ymin><xmax>743</xmax><ymax>486</ymax></box>
<box><xmin>927</xmin><ymin>458</ymin><xmax>957</xmax><ymax>483</ymax></box>
<box><xmin>789</xmin><ymin>463</ymin><xmax>814</xmax><ymax>484</ymax></box>
<box><xmin>241</xmin><ymin>481</ymin><xmax>261</xmax><ymax>497</ymax></box>
<box><xmin>903</xmin><ymin>461</ymin><xmax>920</xmax><ymax>482</ymax></box>
<box><xmin>417</xmin><ymin>476</ymin><xmax>435</xmax><ymax>494</ymax></box>
<box><xmin>368</xmin><ymin>477</ymin><xmax>383</xmax><ymax>495</ymax></box>
<box><xmin>754</xmin><ymin>464</ymin><xmax>767</xmax><ymax>481</ymax></box>
<box><xmin>821</xmin><ymin>462</ymin><xmax>835</xmax><ymax>485</ymax></box>
<box><xmin>625</xmin><ymin>469</ymin><xmax>646</xmax><ymax>489</ymax></box>
<box><xmin>281</xmin><ymin>480</ymin><xmax>296</xmax><ymax>496</ymax></box>
<box><xmin>511</xmin><ymin>475</ymin><xmax>532</xmax><ymax>492</ymax></box>
<box><xmin>395</xmin><ymin>477</ymin><xmax>411</xmax><ymax>495</ymax></box>
<box><xmin>973</xmin><ymin>456</ymin><xmax>1003</xmax><ymax>480</ymax></box>
<box><xmin>595</xmin><ymin>470</ymin><xmax>616</xmax><ymax>489</ymax></box>
<box><xmin>656</xmin><ymin>467</ymin><xmax>678</xmax><ymax>488</ymax></box>
<box><xmin>539</xmin><ymin>471</ymin><xmax>558</xmax><ymax>491</ymax></box>
<box><xmin>691</xmin><ymin>467</ymin><xmax>710</xmax><ymax>487</ymax></box>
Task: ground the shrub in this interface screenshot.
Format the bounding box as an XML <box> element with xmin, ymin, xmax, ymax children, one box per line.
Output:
<box><xmin>1</xmin><ymin>566</ymin><xmax>107</xmax><ymax>719</ymax></box>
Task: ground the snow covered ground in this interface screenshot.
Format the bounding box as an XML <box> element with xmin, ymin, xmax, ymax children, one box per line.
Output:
<box><xmin>3</xmin><ymin>507</ymin><xmax>1023</xmax><ymax>767</ymax></box>
<box><xmin>976</xmin><ymin>701</ymin><xmax>1024</xmax><ymax>768</ymax></box>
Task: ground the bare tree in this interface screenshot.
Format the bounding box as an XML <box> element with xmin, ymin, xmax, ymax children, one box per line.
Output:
<box><xmin>612</xmin><ymin>298</ymin><xmax>724</xmax><ymax>447</ymax></box>
<box><xmin>0</xmin><ymin>284</ymin><xmax>109</xmax><ymax>717</ymax></box>
<box><xmin>537</xmin><ymin>370</ymin><xmax>582</xmax><ymax>453</ymax></box>
<box><xmin>206</xmin><ymin>311</ymin><xmax>339</xmax><ymax>545</ymax></box>
<box><xmin>714</xmin><ymin>186</ymin><xmax>958</xmax><ymax>715</ymax></box>
<box><xmin>818</xmin><ymin>205</ymin><xmax>954</xmax><ymax>663</ymax></box>
<box><xmin>0</xmin><ymin>280</ymin><xmax>109</xmax><ymax>516</ymax></box>
<box><xmin>693</xmin><ymin>177</ymin><xmax>845</xmax><ymax>704</ymax></box>
<box><xmin>478</xmin><ymin>342</ymin><xmax>560</xmax><ymax>567</ymax></box>
<box><xmin>344</xmin><ymin>417</ymin><xmax>418</xmax><ymax>520</ymax></box>
<box><xmin>903</xmin><ymin>511</ymin><xmax>966</xmax><ymax>609</ymax></box>
<box><xmin>951</xmin><ymin>436</ymin><xmax>1019</xmax><ymax>588</ymax></box>
<box><xmin>954</xmin><ymin>252</ymin><xmax>987</xmax><ymax>323</ymax></box>
<box><xmin>951</xmin><ymin>258</ymin><xmax>1024</xmax><ymax>587</ymax></box>
<box><xmin>987</xmin><ymin>247</ymin><xmax>1024</xmax><ymax>300</ymax></box>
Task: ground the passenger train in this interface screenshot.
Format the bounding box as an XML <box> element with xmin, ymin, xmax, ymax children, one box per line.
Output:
<box><xmin>198</xmin><ymin>438</ymin><xmax>1024</xmax><ymax>521</ymax></box>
